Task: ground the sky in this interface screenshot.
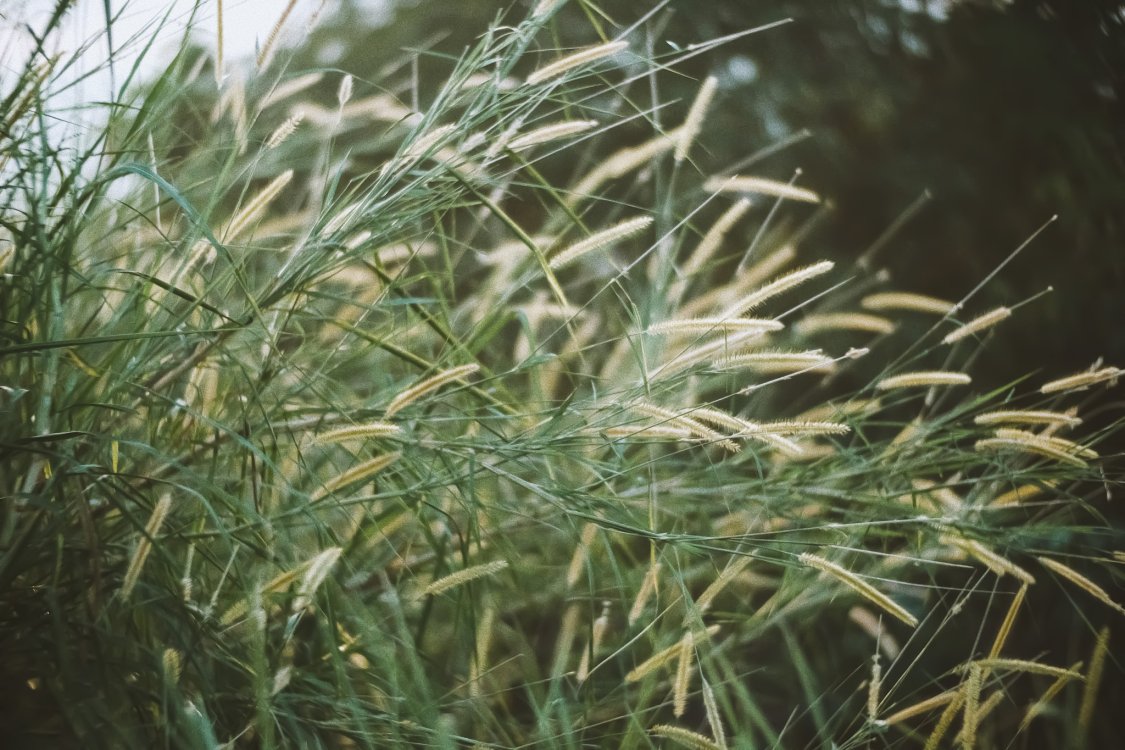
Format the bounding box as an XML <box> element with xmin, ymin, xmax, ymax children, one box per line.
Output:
<box><xmin>2</xmin><ymin>1</ymin><xmax>390</xmax><ymax>107</ymax></box>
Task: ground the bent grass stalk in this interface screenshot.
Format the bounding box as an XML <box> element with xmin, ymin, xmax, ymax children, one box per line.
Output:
<box><xmin>883</xmin><ymin>689</ymin><xmax>959</xmax><ymax>725</ymax></box>
<box><xmin>941</xmin><ymin>535</ymin><xmax>1037</xmax><ymax>585</ymax></box>
<box><xmin>675</xmin><ymin>75</ymin><xmax>719</xmax><ymax>163</ymax></box>
<box><xmin>384</xmin><ymin>363</ymin><xmax>480</xmax><ymax>417</ymax></box>
<box><xmin>988</xmin><ymin>582</ymin><xmax>1029</xmax><ymax>659</ymax></box>
<box><xmin>626</xmin><ymin>625</ymin><xmax>721</xmax><ymax>683</ymax></box>
<box><xmin>419</xmin><ymin>560</ymin><xmax>509</xmax><ymax>598</ymax></box>
<box><xmin>796</xmin><ymin>312</ymin><xmax>895</xmax><ymax>336</ymax></box>
<box><xmin>705</xmin><ymin>174</ymin><xmax>821</xmax><ymax>203</ymax></box>
<box><xmin>1036</xmin><ymin>557</ymin><xmax>1125</xmax><ymax>615</ymax></box>
<box><xmin>631</xmin><ymin>402</ymin><xmax>740</xmax><ymax>453</ymax></box>
<box><xmin>526</xmin><ymin>40</ymin><xmax>629</xmax><ymax>85</ymax></box>
<box><xmin>629</xmin><ymin>562</ymin><xmax>662</xmax><ymax>626</ymax></box>
<box><xmin>120</xmin><ymin>493</ymin><xmax>173</xmax><ymax>601</ymax></box>
<box><xmin>701</xmin><ymin>678</ymin><xmax>726</xmax><ymax>749</ymax></box>
<box><xmin>975</xmin><ymin>435</ymin><xmax>1088</xmax><ymax>469</ymax></box>
<box><xmin>1040</xmin><ymin>365</ymin><xmax>1123</xmax><ymax>394</ymax></box>
<box><xmin>974</xmin><ymin>409</ymin><xmax>1082</xmax><ymax>428</ymax></box>
<box><xmin>647</xmin><ymin>316</ymin><xmax>782</xmax><ymax>336</ymax></box>
<box><xmin>312</xmin><ymin>452</ymin><xmax>400</xmax><ymax>500</ymax></box>
<box><xmin>679</xmin><ymin>198</ymin><xmax>753</xmax><ymax>280</ymax></box>
<box><xmin>1020</xmin><ymin>661</ymin><xmax>1082</xmax><ymax>732</ymax></box>
<box><xmin>1078</xmin><ymin>627</ymin><xmax>1110</xmax><ymax>732</ymax></box>
<box><xmin>798</xmin><ymin>553</ymin><xmax>918</xmax><ymax>627</ymax></box>
<box><xmin>875</xmin><ymin>371</ymin><xmax>971</xmax><ymax>390</ymax></box>
<box><xmin>508</xmin><ymin>119</ymin><xmax>598</xmax><ymax>151</ymax></box>
<box><xmin>312</xmin><ymin>421</ymin><xmax>401</xmax><ymax>443</ymax></box>
<box><xmin>967</xmin><ymin>658</ymin><xmax>1084</xmax><ymax>681</ymax></box>
<box><xmin>694</xmin><ymin>554</ymin><xmax>754</xmax><ymax>613</ymax></box>
<box><xmin>992</xmin><ymin>427</ymin><xmax>1096</xmax><ymax>459</ymax></box>
<box><xmin>720</xmin><ymin>261</ymin><xmax>835</xmax><ymax>318</ymax></box>
<box><xmin>649</xmin><ymin>724</ymin><xmax>724</xmax><ymax>750</ymax></box>
<box><xmin>673</xmin><ymin>631</ymin><xmax>695</xmax><ymax>717</ymax></box>
<box><xmin>548</xmin><ymin>215</ymin><xmax>653</xmax><ymax>270</ymax></box>
<box><xmin>713</xmin><ymin>350</ymin><xmax>837</xmax><ymax>375</ymax></box>
<box><xmin>942</xmin><ymin>306</ymin><xmax>1012</xmax><ymax>345</ymax></box>
<box><xmin>861</xmin><ymin>291</ymin><xmax>955</xmax><ymax>315</ymax></box>
<box><xmin>291</xmin><ymin>546</ymin><xmax>343</xmax><ymax>612</ymax></box>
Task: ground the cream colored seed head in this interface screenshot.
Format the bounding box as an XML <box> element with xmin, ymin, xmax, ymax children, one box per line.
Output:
<box><xmin>796</xmin><ymin>312</ymin><xmax>895</xmax><ymax>336</ymax></box>
<box><xmin>720</xmin><ymin>261</ymin><xmax>835</xmax><ymax>318</ymax></box>
<box><xmin>292</xmin><ymin>547</ymin><xmax>343</xmax><ymax>612</ymax></box>
<box><xmin>526</xmin><ymin>40</ymin><xmax>629</xmax><ymax>86</ymax></box>
<box><xmin>675</xmin><ymin>75</ymin><xmax>718</xmax><ymax>163</ymax></box>
<box><xmin>337</xmin><ymin>74</ymin><xmax>354</xmax><ymax>108</ymax></box>
<box><xmin>974</xmin><ymin>410</ymin><xmax>1082</xmax><ymax>428</ymax></box>
<box><xmin>548</xmin><ymin>216</ymin><xmax>653</xmax><ymax>270</ymax></box>
<box><xmin>942</xmin><ymin>306</ymin><xmax>1011</xmax><ymax>345</ymax></box>
<box><xmin>705</xmin><ymin>174</ymin><xmax>821</xmax><ymax>203</ymax></box>
<box><xmin>992</xmin><ymin>428</ymin><xmax>1096</xmax><ymax>459</ymax></box>
<box><xmin>648</xmin><ymin>724</ymin><xmax>723</xmax><ymax>750</ymax></box>
<box><xmin>385</xmin><ymin>363</ymin><xmax>480</xmax><ymax>417</ymax></box>
<box><xmin>798</xmin><ymin>552</ymin><xmax>918</xmax><ymax>627</ymax></box>
<box><xmin>508</xmin><ymin>120</ymin><xmax>598</xmax><ymax>151</ymax></box>
<box><xmin>861</xmin><ymin>291</ymin><xmax>955</xmax><ymax>315</ymax></box>
<box><xmin>266</xmin><ymin>114</ymin><xmax>303</xmax><ymax>149</ymax></box>
<box><xmin>1040</xmin><ymin>365</ymin><xmax>1123</xmax><ymax>394</ymax></box>
<box><xmin>647</xmin><ymin>317</ymin><xmax>782</xmax><ymax>336</ymax></box>
<box><xmin>875</xmin><ymin>371</ymin><xmax>971</xmax><ymax>391</ymax></box>
<box><xmin>679</xmin><ymin>198</ymin><xmax>753</xmax><ymax>279</ymax></box>
<box><xmin>313</xmin><ymin>421</ymin><xmax>400</xmax><ymax>444</ymax></box>
<box><xmin>420</xmin><ymin>560</ymin><xmax>509</xmax><ymax>598</ymax></box>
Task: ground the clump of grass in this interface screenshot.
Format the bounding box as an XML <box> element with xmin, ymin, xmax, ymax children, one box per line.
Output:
<box><xmin>1</xmin><ymin>1</ymin><xmax>1121</xmax><ymax>747</ymax></box>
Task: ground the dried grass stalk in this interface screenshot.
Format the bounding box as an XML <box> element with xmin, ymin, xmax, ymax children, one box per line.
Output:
<box><xmin>705</xmin><ymin>174</ymin><xmax>821</xmax><ymax>203</ymax></box>
<box><xmin>798</xmin><ymin>552</ymin><xmax>918</xmax><ymax>627</ymax></box>
<box><xmin>526</xmin><ymin>40</ymin><xmax>629</xmax><ymax>85</ymax></box>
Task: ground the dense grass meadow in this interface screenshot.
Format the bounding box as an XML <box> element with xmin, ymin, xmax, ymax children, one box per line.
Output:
<box><xmin>2</xmin><ymin>1</ymin><xmax>1123</xmax><ymax>747</ymax></box>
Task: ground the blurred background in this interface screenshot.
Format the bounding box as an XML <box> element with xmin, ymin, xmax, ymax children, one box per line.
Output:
<box><xmin>315</xmin><ymin>0</ymin><xmax>1125</xmax><ymax>387</ymax></box>
<box><xmin>24</xmin><ymin>0</ymin><xmax>1125</xmax><ymax>388</ymax></box>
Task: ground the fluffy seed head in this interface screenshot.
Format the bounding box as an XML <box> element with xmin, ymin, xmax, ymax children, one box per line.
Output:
<box><xmin>1040</xmin><ymin>365</ymin><xmax>1123</xmax><ymax>394</ymax></box>
<box><xmin>974</xmin><ymin>410</ymin><xmax>1082</xmax><ymax>428</ymax></box>
<box><xmin>875</xmin><ymin>371</ymin><xmax>971</xmax><ymax>391</ymax></box>
<box><xmin>798</xmin><ymin>552</ymin><xmax>918</xmax><ymax>627</ymax></box>
<box><xmin>292</xmin><ymin>547</ymin><xmax>343</xmax><ymax>612</ymax></box>
<box><xmin>942</xmin><ymin>306</ymin><xmax>1011</xmax><ymax>345</ymax></box>
<box><xmin>385</xmin><ymin>363</ymin><xmax>480</xmax><ymax>417</ymax></box>
<box><xmin>526</xmin><ymin>40</ymin><xmax>629</xmax><ymax>86</ymax></box>
<box><xmin>421</xmin><ymin>560</ymin><xmax>509</xmax><ymax>598</ymax></box>
<box><xmin>508</xmin><ymin>119</ymin><xmax>598</xmax><ymax>151</ymax></box>
<box><xmin>861</xmin><ymin>291</ymin><xmax>955</xmax><ymax>315</ymax></box>
<box><xmin>675</xmin><ymin>75</ymin><xmax>718</xmax><ymax>163</ymax></box>
<box><xmin>549</xmin><ymin>215</ymin><xmax>653</xmax><ymax>270</ymax></box>
<box><xmin>705</xmin><ymin>174</ymin><xmax>821</xmax><ymax>203</ymax></box>
<box><xmin>266</xmin><ymin>113</ymin><xmax>303</xmax><ymax>149</ymax></box>
<box><xmin>720</xmin><ymin>261</ymin><xmax>834</xmax><ymax>318</ymax></box>
<box><xmin>796</xmin><ymin>312</ymin><xmax>895</xmax><ymax>336</ymax></box>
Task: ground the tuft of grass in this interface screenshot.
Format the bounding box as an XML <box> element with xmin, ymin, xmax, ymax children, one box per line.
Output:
<box><xmin>1</xmin><ymin>1</ymin><xmax>1121</xmax><ymax>747</ymax></box>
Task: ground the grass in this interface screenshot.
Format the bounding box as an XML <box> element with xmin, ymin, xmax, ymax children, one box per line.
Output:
<box><xmin>1</xmin><ymin>1</ymin><xmax>1122</xmax><ymax>747</ymax></box>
